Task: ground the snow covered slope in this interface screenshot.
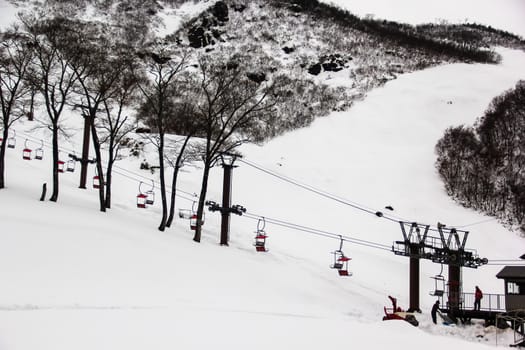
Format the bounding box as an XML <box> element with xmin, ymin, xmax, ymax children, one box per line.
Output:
<box><xmin>1</xmin><ymin>1</ymin><xmax>525</xmax><ymax>349</ymax></box>
<box><xmin>1</xmin><ymin>44</ymin><xmax>525</xmax><ymax>349</ymax></box>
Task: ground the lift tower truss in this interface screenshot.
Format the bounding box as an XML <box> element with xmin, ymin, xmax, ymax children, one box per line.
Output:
<box><xmin>392</xmin><ymin>221</ymin><xmax>488</xmax><ymax>314</ymax></box>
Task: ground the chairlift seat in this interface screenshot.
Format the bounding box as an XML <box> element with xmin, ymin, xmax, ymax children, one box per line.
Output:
<box><xmin>178</xmin><ymin>209</ymin><xmax>192</xmax><ymax>219</ymax></box>
<box><xmin>338</xmin><ymin>256</ymin><xmax>352</xmax><ymax>262</ymax></box>
<box><xmin>137</xmin><ymin>193</ymin><xmax>148</xmax><ymax>208</ymax></box>
<box><xmin>23</xmin><ymin>148</ymin><xmax>32</xmax><ymax>160</ymax></box>
<box><xmin>57</xmin><ymin>160</ymin><xmax>65</xmax><ymax>173</ymax></box>
<box><xmin>431</xmin><ymin>290</ymin><xmax>444</xmax><ymax>297</ymax></box>
<box><xmin>93</xmin><ymin>175</ymin><xmax>101</xmax><ymax>189</ymax></box>
<box><xmin>66</xmin><ymin>159</ymin><xmax>75</xmax><ymax>172</ymax></box>
<box><xmin>35</xmin><ymin>149</ymin><xmax>43</xmax><ymax>160</ymax></box>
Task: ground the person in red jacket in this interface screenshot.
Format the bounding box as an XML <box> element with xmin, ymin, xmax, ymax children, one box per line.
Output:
<box><xmin>474</xmin><ymin>286</ymin><xmax>483</xmax><ymax>310</ymax></box>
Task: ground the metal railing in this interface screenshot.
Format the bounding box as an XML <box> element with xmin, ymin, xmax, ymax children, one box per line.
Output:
<box><xmin>455</xmin><ymin>292</ymin><xmax>506</xmax><ymax>312</ymax></box>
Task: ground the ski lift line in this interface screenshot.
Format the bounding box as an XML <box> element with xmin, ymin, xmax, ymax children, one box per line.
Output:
<box><xmin>16</xmin><ymin>130</ymin><xmax>199</xmax><ymax>200</ymax></box>
<box><xmin>244</xmin><ymin>211</ymin><xmax>390</xmax><ymax>249</ymax></box>
<box><xmin>242</xmin><ymin>212</ymin><xmax>391</xmax><ymax>252</ymax></box>
<box><xmin>110</xmin><ymin>168</ymin><xmax>197</xmax><ymax>203</ymax></box>
<box><xmin>239</xmin><ymin>158</ymin><xmax>497</xmax><ymax>234</ymax></box>
<box><xmin>14</xmin><ymin>131</ymin><xmax>504</xmax><ymax>233</ymax></box>
<box><xmin>450</xmin><ymin>217</ymin><xmax>498</xmax><ymax>229</ymax></box>
<box><xmin>488</xmin><ymin>260</ymin><xmax>525</xmax><ymax>262</ymax></box>
<box><xmin>238</xmin><ymin>158</ymin><xmax>404</xmax><ymax>223</ymax></box>
<box><xmin>18</xmin><ymin>130</ymin><xmax>77</xmax><ymax>155</ymax></box>
<box><xmin>486</xmin><ymin>263</ymin><xmax>525</xmax><ymax>266</ymax></box>
<box><xmin>238</xmin><ymin>157</ymin><xmax>401</xmax><ymax>220</ymax></box>
<box><xmin>246</xmin><ymin>212</ymin><xmax>391</xmax><ymax>251</ymax></box>
<box><xmin>111</xmin><ymin>163</ymin><xmax>198</xmax><ymax>198</ymax></box>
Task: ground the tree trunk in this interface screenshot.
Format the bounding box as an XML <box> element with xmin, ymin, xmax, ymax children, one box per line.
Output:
<box><xmin>0</xmin><ymin>130</ymin><xmax>7</xmax><ymax>189</ymax></box>
<box><xmin>90</xmin><ymin>119</ymin><xmax>106</xmax><ymax>212</ymax></box>
<box><xmin>104</xmin><ymin>139</ymin><xmax>116</xmax><ymax>209</ymax></box>
<box><xmin>193</xmin><ymin>160</ymin><xmax>211</xmax><ymax>243</ymax></box>
<box><xmin>157</xmin><ymin>135</ymin><xmax>168</xmax><ymax>232</ymax></box>
<box><xmin>166</xmin><ymin>165</ymin><xmax>179</xmax><ymax>228</ymax></box>
<box><xmin>167</xmin><ymin>135</ymin><xmax>191</xmax><ymax>227</ymax></box>
<box><xmin>79</xmin><ymin>114</ymin><xmax>92</xmax><ymax>189</ymax></box>
<box><xmin>105</xmin><ymin>158</ymin><xmax>113</xmax><ymax>209</ymax></box>
<box><xmin>50</xmin><ymin>123</ymin><xmax>60</xmax><ymax>202</ymax></box>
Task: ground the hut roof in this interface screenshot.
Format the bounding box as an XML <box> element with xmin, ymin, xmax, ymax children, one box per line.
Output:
<box><xmin>496</xmin><ymin>266</ymin><xmax>525</xmax><ymax>279</ymax></box>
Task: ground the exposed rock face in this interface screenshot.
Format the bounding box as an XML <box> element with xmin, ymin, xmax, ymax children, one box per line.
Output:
<box><xmin>246</xmin><ymin>72</ymin><xmax>266</xmax><ymax>83</ymax></box>
<box><xmin>307</xmin><ymin>63</ymin><xmax>322</xmax><ymax>75</ymax></box>
<box><xmin>212</xmin><ymin>1</ymin><xmax>229</xmax><ymax>22</ymax></box>
<box><xmin>308</xmin><ymin>54</ymin><xmax>351</xmax><ymax>75</ymax></box>
<box><xmin>188</xmin><ymin>1</ymin><xmax>229</xmax><ymax>48</ymax></box>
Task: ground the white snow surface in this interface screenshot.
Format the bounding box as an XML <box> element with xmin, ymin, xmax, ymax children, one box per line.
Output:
<box><xmin>1</xmin><ymin>1</ymin><xmax>525</xmax><ymax>349</ymax></box>
<box><xmin>1</xmin><ymin>47</ymin><xmax>524</xmax><ymax>350</ymax></box>
<box><xmin>321</xmin><ymin>0</ymin><xmax>525</xmax><ymax>38</ymax></box>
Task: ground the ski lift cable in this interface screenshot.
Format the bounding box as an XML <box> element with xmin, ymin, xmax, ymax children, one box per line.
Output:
<box><xmin>16</xmin><ymin>131</ymin><xmax>500</xmax><ymax>233</ymax></box>
<box><xmin>243</xmin><ymin>212</ymin><xmax>512</xmax><ymax>263</ymax></box>
<box><xmin>242</xmin><ymin>212</ymin><xmax>391</xmax><ymax>252</ymax></box>
<box><xmin>12</xmin><ymin>131</ymin><xmax>442</xmax><ymax>229</ymax></box>
<box><xmin>488</xmin><ymin>259</ymin><xmax>525</xmax><ymax>262</ymax></box>
<box><xmin>449</xmin><ymin>217</ymin><xmax>498</xmax><ymax>229</ymax></box>
<box><xmin>110</xmin><ymin>168</ymin><xmax>197</xmax><ymax>203</ymax></box>
<box><xmin>111</xmin><ymin>163</ymin><xmax>198</xmax><ymax>198</ymax></box>
<box><xmin>16</xmin><ymin>132</ymin><xmax>519</xmax><ymax>259</ymax></box>
<box><xmin>238</xmin><ymin>158</ymin><xmax>406</xmax><ymax>223</ymax></box>
<box><xmin>239</xmin><ymin>158</ymin><xmax>498</xmax><ymax>233</ymax></box>
<box><xmin>18</xmin><ymin>131</ymin><xmax>77</xmax><ymax>155</ymax></box>
<box><xmin>17</xmin><ymin>130</ymin><xmax>200</xmax><ymax>200</ymax></box>
<box><xmin>485</xmin><ymin>263</ymin><xmax>525</xmax><ymax>266</ymax></box>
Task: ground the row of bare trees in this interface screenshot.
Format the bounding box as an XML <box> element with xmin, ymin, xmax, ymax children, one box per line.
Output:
<box><xmin>0</xmin><ymin>14</ymin><xmax>281</xmax><ymax>241</ymax></box>
<box><xmin>435</xmin><ymin>80</ymin><xmax>525</xmax><ymax>233</ymax></box>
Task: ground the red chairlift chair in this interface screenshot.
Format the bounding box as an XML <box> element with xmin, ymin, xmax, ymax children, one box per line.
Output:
<box><xmin>254</xmin><ymin>218</ymin><xmax>268</xmax><ymax>252</ymax></box>
<box><xmin>188</xmin><ymin>201</ymin><xmax>204</xmax><ymax>230</ymax></box>
<box><xmin>93</xmin><ymin>175</ymin><xmax>101</xmax><ymax>189</ymax></box>
<box><xmin>57</xmin><ymin>160</ymin><xmax>65</xmax><ymax>173</ymax></box>
<box><xmin>22</xmin><ymin>148</ymin><xmax>32</xmax><ymax>160</ymax></box>
<box><xmin>92</xmin><ymin>167</ymin><xmax>101</xmax><ymax>189</ymax></box>
<box><xmin>190</xmin><ymin>214</ymin><xmax>198</xmax><ymax>230</ymax></box>
<box><xmin>330</xmin><ymin>236</ymin><xmax>352</xmax><ymax>276</ymax></box>
<box><xmin>137</xmin><ymin>193</ymin><xmax>147</xmax><ymax>208</ymax></box>
<box><xmin>22</xmin><ymin>139</ymin><xmax>32</xmax><ymax>160</ymax></box>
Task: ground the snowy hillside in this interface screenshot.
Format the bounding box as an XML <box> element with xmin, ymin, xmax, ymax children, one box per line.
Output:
<box><xmin>1</xmin><ymin>1</ymin><xmax>525</xmax><ymax>349</ymax></box>
<box><xmin>321</xmin><ymin>0</ymin><xmax>525</xmax><ymax>38</ymax></box>
<box><xmin>2</xmin><ymin>47</ymin><xmax>525</xmax><ymax>350</ymax></box>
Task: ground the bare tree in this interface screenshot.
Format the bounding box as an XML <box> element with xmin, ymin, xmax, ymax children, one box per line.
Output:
<box><xmin>164</xmin><ymin>98</ymin><xmax>202</xmax><ymax>228</ymax></box>
<box><xmin>23</xmin><ymin>16</ymin><xmax>78</xmax><ymax>202</ymax></box>
<box><xmin>191</xmin><ymin>53</ymin><xmax>278</xmax><ymax>243</ymax></box>
<box><xmin>136</xmin><ymin>43</ymin><xmax>190</xmax><ymax>231</ymax></box>
<box><xmin>63</xmin><ymin>20</ymin><xmax>136</xmax><ymax>212</ymax></box>
<box><xmin>98</xmin><ymin>65</ymin><xmax>140</xmax><ymax>209</ymax></box>
<box><xmin>0</xmin><ymin>28</ymin><xmax>33</xmax><ymax>189</ymax></box>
